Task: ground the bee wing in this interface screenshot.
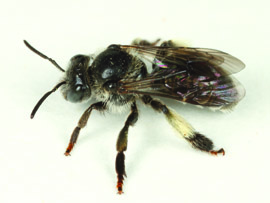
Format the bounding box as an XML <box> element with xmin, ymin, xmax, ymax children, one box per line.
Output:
<box><xmin>121</xmin><ymin>45</ymin><xmax>245</xmax><ymax>75</ymax></box>
<box><xmin>118</xmin><ymin>46</ymin><xmax>245</xmax><ymax>109</ymax></box>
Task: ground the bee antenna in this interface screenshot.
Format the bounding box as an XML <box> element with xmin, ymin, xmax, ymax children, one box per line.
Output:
<box><xmin>31</xmin><ymin>81</ymin><xmax>66</xmax><ymax>119</ymax></box>
<box><xmin>23</xmin><ymin>40</ymin><xmax>65</xmax><ymax>73</ymax></box>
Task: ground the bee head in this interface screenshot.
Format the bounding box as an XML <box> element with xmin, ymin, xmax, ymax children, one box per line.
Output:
<box><xmin>23</xmin><ymin>40</ymin><xmax>92</xmax><ymax>119</ymax></box>
<box><xmin>61</xmin><ymin>55</ymin><xmax>92</xmax><ymax>103</ymax></box>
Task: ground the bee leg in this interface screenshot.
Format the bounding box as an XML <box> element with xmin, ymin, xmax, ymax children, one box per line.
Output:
<box><xmin>160</xmin><ymin>40</ymin><xmax>175</xmax><ymax>47</ymax></box>
<box><xmin>115</xmin><ymin>102</ymin><xmax>138</xmax><ymax>194</ymax></box>
<box><xmin>131</xmin><ymin>38</ymin><xmax>161</xmax><ymax>46</ymax></box>
<box><xmin>142</xmin><ymin>95</ymin><xmax>225</xmax><ymax>156</ymax></box>
<box><xmin>64</xmin><ymin>102</ymin><xmax>106</xmax><ymax>156</ymax></box>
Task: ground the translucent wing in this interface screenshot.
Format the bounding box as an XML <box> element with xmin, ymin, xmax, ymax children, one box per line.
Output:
<box><xmin>118</xmin><ymin>45</ymin><xmax>245</xmax><ymax>109</ymax></box>
<box><xmin>121</xmin><ymin>45</ymin><xmax>245</xmax><ymax>75</ymax></box>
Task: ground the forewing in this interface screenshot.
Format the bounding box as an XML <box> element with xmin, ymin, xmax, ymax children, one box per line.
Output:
<box><xmin>121</xmin><ymin>45</ymin><xmax>245</xmax><ymax>75</ymax></box>
<box><xmin>118</xmin><ymin>46</ymin><xmax>245</xmax><ymax>108</ymax></box>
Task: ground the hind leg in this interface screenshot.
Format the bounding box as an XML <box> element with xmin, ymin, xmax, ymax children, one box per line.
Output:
<box><xmin>142</xmin><ymin>95</ymin><xmax>225</xmax><ymax>155</ymax></box>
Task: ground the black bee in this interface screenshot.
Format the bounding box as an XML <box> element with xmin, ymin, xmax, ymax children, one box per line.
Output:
<box><xmin>24</xmin><ymin>38</ymin><xmax>245</xmax><ymax>194</ymax></box>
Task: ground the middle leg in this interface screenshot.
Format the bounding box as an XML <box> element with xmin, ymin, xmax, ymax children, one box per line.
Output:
<box><xmin>115</xmin><ymin>102</ymin><xmax>138</xmax><ymax>194</ymax></box>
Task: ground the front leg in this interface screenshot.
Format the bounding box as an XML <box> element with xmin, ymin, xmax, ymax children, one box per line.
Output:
<box><xmin>115</xmin><ymin>102</ymin><xmax>138</xmax><ymax>194</ymax></box>
<box><xmin>64</xmin><ymin>102</ymin><xmax>106</xmax><ymax>156</ymax></box>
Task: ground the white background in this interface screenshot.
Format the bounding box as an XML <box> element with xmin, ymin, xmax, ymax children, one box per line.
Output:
<box><xmin>1</xmin><ymin>0</ymin><xmax>270</xmax><ymax>202</ymax></box>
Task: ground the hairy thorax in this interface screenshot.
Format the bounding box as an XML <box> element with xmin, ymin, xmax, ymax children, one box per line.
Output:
<box><xmin>92</xmin><ymin>86</ymin><xmax>137</xmax><ymax>113</ymax></box>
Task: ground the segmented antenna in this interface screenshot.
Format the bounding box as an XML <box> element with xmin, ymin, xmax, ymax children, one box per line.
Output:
<box><xmin>30</xmin><ymin>81</ymin><xmax>66</xmax><ymax>119</ymax></box>
<box><xmin>24</xmin><ymin>40</ymin><xmax>67</xmax><ymax>118</ymax></box>
<box><xmin>23</xmin><ymin>40</ymin><xmax>65</xmax><ymax>72</ymax></box>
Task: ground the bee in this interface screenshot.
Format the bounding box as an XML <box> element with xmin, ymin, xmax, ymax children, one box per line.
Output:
<box><xmin>24</xmin><ymin>38</ymin><xmax>245</xmax><ymax>194</ymax></box>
